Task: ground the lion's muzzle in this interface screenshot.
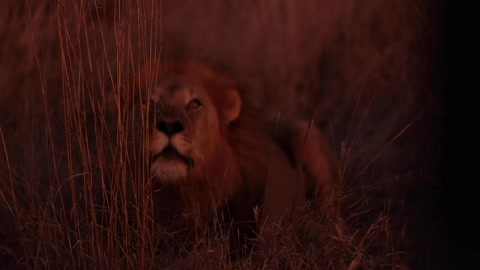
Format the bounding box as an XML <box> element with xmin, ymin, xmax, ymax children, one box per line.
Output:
<box><xmin>152</xmin><ymin>144</ymin><xmax>193</xmax><ymax>167</ymax></box>
<box><xmin>149</xmin><ymin>120</ymin><xmax>194</xmax><ymax>181</ymax></box>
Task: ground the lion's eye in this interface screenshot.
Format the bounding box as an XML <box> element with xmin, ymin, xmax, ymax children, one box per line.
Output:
<box><xmin>187</xmin><ymin>99</ymin><xmax>202</xmax><ymax>110</ymax></box>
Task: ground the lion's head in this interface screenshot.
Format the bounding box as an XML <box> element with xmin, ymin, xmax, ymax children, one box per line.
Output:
<box><xmin>135</xmin><ymin>62</ymin><xmax>245</xmax><ymax>195</ymax></box>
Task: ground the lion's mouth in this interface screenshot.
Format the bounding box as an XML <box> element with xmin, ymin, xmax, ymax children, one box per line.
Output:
<box><xmin>152</xmin><ymin>145</ymin><xmax>194</xmax><ymax>167</ymax></box>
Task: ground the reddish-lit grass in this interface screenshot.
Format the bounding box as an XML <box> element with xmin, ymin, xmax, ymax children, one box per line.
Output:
<box><xmin>0</xmin><ymin>0</ymin><xmax>446</xmax><ymax>269</ymax></box>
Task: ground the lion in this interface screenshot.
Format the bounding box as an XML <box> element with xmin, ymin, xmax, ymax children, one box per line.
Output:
<box><xmin>112</xmin><ymin>61</ymin><xmax>339</xmax><ymax>255</ymax></box>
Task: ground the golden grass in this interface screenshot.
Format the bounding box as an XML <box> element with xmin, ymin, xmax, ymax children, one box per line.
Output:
<box><xmin>0</xmin><ymin>0</ymin><xmax>446</xmax><ymax>269</ymax></box>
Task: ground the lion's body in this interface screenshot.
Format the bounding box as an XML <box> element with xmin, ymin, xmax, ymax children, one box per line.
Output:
<box><xmin>123</xmin><ymin>61</ymin><xmax>338</xmax><ymax>239</ymax></box>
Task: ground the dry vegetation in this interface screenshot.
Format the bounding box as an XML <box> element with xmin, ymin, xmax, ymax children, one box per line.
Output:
<box><xmin>0</xmin><ymin>0</ymin><xmax>446</xmax><ymax>269</ymax></box>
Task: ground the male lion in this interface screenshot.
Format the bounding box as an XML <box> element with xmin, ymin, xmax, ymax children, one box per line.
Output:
<box><xmin>113</xmin><ymin>61</ymin><xmax>339</xmax><ymax>255</ymax></box>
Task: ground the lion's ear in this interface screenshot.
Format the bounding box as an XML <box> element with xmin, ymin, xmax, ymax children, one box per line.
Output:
<box><xmin>223</xmin><ymin>89</ymin><xmax>242</xmax><ymax>123</ymax></box>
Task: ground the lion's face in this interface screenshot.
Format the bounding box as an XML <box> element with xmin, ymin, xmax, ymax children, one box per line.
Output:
<box><xmin>146</xmin><ymin>77</ymin><xmax>218</xmax><ymax>182</ymax></box>
<box><xmin>145</xmin><ymin>73</ymin><xmax>241</xmax><ymax>183</ymax></box>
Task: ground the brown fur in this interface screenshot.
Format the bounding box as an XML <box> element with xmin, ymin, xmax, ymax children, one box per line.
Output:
<box><xmin>117</xmin><ymin>61</ymin><xmax>338</xmax><ymax>246</ymax></box>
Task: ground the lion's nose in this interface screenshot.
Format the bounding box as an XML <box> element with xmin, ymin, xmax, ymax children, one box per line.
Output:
<box><xmin>157</xmin><ymin>120</ymin><xmax>184</xmax><ymax>136</ymax></box>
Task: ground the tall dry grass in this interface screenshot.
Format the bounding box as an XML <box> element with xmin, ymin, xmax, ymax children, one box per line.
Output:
<box><xmin>0</xmin><ymin>0</ymin><xmax>446</xmax><ymax>269</ymax></box>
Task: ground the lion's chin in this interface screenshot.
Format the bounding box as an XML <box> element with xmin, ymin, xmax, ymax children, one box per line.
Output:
<box><xmin>150</xmin><ymin>158</ymin><xmax>189</xmax><ymax>182</ymax></box>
